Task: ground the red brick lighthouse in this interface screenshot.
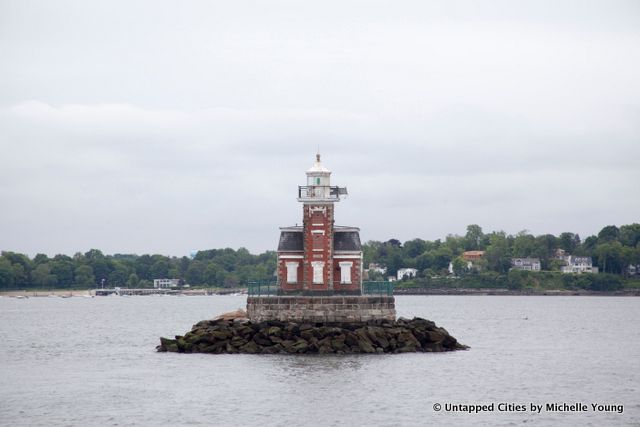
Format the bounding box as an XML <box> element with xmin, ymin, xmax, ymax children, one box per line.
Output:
<box><xmin>277</xmin><ymin>154</ymin><xmax>363</xmax><ymax>295</ymax></box>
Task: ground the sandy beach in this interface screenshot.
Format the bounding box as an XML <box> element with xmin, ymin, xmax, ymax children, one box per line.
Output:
<box><xmin>0</xmin><ymin>290</ymin><xmax>96</xmax><ymax>298</ymax></box>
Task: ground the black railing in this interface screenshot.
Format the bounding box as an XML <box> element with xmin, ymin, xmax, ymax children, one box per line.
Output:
<box><xmin>298</xmin><ymin>186</ymin><xmax>347</xmax><ymax>200</ymax></box>
<box><xmin>362</xmin><ymin>281</ymin><xmax>395</xmax><ymax>296</ymax></box>
<box><xmin>248</xmin><ymin>280</ymin><xmax>394</xmax><ymax>296</ymax></box>
<box><xmin>247</xmin><ymin>280</ymin><xmax>279</xmax><ymax>296</ymax></box>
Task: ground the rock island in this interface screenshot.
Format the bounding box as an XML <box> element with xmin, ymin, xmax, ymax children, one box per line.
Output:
<box><xmin>158</xmin><ymin>154</ymin><xmax>467</xmax><ymax>354</ymax></box>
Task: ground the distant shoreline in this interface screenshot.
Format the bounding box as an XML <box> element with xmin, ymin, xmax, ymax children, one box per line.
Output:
<box><xmin>1</xmin><ymin>288</ymin><xmax>639</xmax><ymax>297</ymax></box>
<box><xmin>393</xmin><ymin>288</ymin><xmax>640</xmax><ymax>297</ymax></box>
<box><xmin>0</xmin><ymin>290</ymin><xmax>95</xmax><ymax>298</ymax></box>
<box><xmin>0</xmin><ymin>289</ymin><xmax>242</xmax><ymax>298</ymax></box>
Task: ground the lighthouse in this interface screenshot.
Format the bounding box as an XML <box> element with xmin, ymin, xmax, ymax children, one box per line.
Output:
<box><xmin>277</xmin><ymin>154</ymin><xmax>363</xmax><ymax>295</ymax></box>
<box><xmin>247</xmin><ymin>153</ymin><xmax>395</xmax><ymax>322</ymax></box>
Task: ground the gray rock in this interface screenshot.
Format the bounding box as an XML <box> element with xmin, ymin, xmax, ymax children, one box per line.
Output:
<box><xmin>158</xmin><ymin>316</ymin><xmax>468</xmax><ymax>355</ymax></box>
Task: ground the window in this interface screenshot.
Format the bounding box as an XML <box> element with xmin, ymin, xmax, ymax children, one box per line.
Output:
<box><xmin>312</xmin><ymin>261</ymin><xmax>324</xmax><ymax>284</ymax></box>
<box><xmin>316</xmin><ymin>177</ymin><xmax>320</xmax><ymax>185</ymax></box>
<box><xmin>313</xmin><ymin>234</ymin><xmax>324</xmax><ymax>249</ymax></box>
<box><xmin>339</xmin><ymin>262</ymin><xmax>353</xmax><ymax>284</ymax></box>
<box><xmin>286</xmin><ymin>262</ymin><xmax>298</xmax><ymax>284</ymax></box>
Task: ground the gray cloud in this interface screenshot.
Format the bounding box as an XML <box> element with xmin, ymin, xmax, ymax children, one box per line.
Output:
<box><xmin>0</xmin><ymin>1</ymin><xmax>639</xmax><ymax>256</ymax></box>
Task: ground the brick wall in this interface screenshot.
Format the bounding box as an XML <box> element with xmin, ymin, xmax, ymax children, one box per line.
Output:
<box><xmin>302</xmin><ymin>204</ymin><xmax>334</xmax><ymax>290</ymax></box>
<box><xmin>332</xmin><ymin>257</ymin><xmax>361</xmax><ymax>293</ymax></box>
<box><xmin>278</xmin><ymin>252</ymin><xmax>304</xmax><ymax>292</ymax></box>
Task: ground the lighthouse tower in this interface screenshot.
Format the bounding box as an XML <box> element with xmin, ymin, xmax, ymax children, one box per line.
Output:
<box><xmin>277</xmin><ymin>154</ymin><xmax>363</xmax><ymax>295</ymax></box>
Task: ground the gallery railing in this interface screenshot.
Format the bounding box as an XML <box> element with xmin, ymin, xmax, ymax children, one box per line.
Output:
<box><xmin>247</xmin><ymin>280</ymin><xmax>279</xmax><ymax>296</ymax></box>
<box><xmin>362</xmin><ymin>281</ymin><xmax>395</xmax><ymax>296</ymax></box>
<box><xmin>248</xmin><ymin>280</ymin><xmax>394</xmax><ymax>296</ymax></box>
<box><xmin>297</xmin><ymin>186</ymin><xmax>347</xmax><ymax>201</ymax></box>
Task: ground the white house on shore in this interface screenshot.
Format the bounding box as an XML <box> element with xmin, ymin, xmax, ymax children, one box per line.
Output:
<box><xmin>367</xmin><ymin>263</ymin><xmax>387</xmax><ymax>275</ymax></box>
<box><xmin>153</xmin><ymin>278</ymin><xmax>181</xmax><ymax>288</ymax></box>
<box><xmin>511</xmin><ymin>258</ymin><xmax>541</xmax><ymax>271</ymax></box>
<box><xmin>397</xmin><ymin>268</ymin><xmax>418</xmax><ymax>280</ymax></box>
<box><xmin>561</xmin><ymin>256</ymin><xmax>598</xmax><ymax>274</ymax></box>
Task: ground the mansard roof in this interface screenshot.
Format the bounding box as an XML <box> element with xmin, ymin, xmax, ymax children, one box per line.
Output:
<box><xmin>276</xmin><ymin>226</ymin><xmax>362</xmax><ymax>252</ymax></box>
<box><xmin>334</xmin><ymin>230</ymin><xmax>362</xmax><ymax>251</ymax></box>
<box><xmin>278</xmin><ymin>228</ymin><xmax>303</xmax><ymax>251</ymax></box>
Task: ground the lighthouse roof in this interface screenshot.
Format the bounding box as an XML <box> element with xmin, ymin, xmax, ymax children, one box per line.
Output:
<box><xmin>277</xmin><ymin>228</ymin><xmax>304</xmax><ymax>251</ymax></box>
<box><xmin>306</xmin><ymin>153</ymin><xmax>331</xmax><ymax>174</ymax></box>
<box><xmin>277</xmin><ymin>226</ymin><xmax>361</xmax><ymax>252</ymax></box>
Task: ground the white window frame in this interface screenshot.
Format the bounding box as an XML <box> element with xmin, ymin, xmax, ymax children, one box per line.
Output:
<box><xmin>286</xmin><ymin>262</ymin><xmax>299</xmax><ymax>284</ymax></box>
<box><xmin>339</xmin><ymin>261</ymin><xmax>353</xmax><ymax>284</ymax></box>
<box><xmin>311</xmin><ymin>261</ymin><xmax>325</xmax><ymax>284</ymax></box>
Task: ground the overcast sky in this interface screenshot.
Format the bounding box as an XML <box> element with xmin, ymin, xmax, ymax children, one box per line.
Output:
<box><xmin>1</xmin><ymin>1</ymin><xmax>639</xmax><ymax>257</ymax></box>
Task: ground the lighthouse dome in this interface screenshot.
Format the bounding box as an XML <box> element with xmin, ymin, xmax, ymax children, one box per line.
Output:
<box><xmin>306</xmin><ymin>153</ymin><xmax>331</xmax><ymax>174</ymax></box>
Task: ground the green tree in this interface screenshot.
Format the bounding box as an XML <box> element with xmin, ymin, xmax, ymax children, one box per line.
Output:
<box><xmin>595</xmin><ymin>242</ymin><xmax>625</xmax><ymax>274</ymax></box>
<box><xmin>186</xmin><ymin>260</ymin><xmax>206</xmax><ymax>285</ymax></box>
<box><xmin>49</xmin><ymin>259</ymin><xmax>75</xmax><ymax>287</ymax></box>
<box><xmin>581</xmin><ymin>235</ymin><xmax>599</xmax><ymax>254</ymax></box>
<box><xmin>138</xmin><ymin>279</ymin><xmax>153</xmax><ymax>288</ymax></box>
<box><xmin>403</xmin><ymin>239</ymin><xmax>426</xmax><ymax>258</ymax></box>
<box><xmin>512</xmin><ymin>231</ymin><xmax>536</xmax><ymax>257</ymax></box>
<box><xmin>2</xmin><ymin>252</ymin><xmax>32</xmax><ymax>273</ymax></box>
<box><xmin>179</xmin><ymin>256</ymin><xmax>191</xmax><ymax>276</ymax></box>
<box><xmin>415</xmin><ymin>252</ymin><xmax>434</xmax><ymax>271</ymax></box>
<box><xmin>150</xmin><ymin>258</ymin><xmax>170</xmax><ymax>279</ymax></box>
<box><xmin>168</xmin><ymin>268</ymin><xmax>181</xmax><ymax>279</ymax></box>
<box><xmin>619</xmin><ymin>224</ymin><xmax>640</xmax><ymax>247</ymax></box>
<box><xmin>127</xmin><ymin>273</ymin><xmax>140</xmax><ymax>288</ymax></box>
<box><xmin>11</xmin><ymin>263</ymin><xmax>28</xmax><ymax>287</ymax></box>
<box><xmin>205</xmin><ymin>262</ymin><xmax>224</xmax><ymax>286</ymax></box>
<box><xmin>598</xmin><ymin>225</ymin><xmax>620</xmax><ymax>243</ymax></box>
<box><xmin>451</xmin><ymin>257</ymin><xmax>467</xmax><ymax>276</ymax></box>
<box><xmin>532</xmin><ymin>234</ymin><xmax>557</xmax><ymax>269</ymax></box>
<box><xmin>558</xmin><ymin>232</ymin><xmax>580</xmax><ymax>253</ymax></box>
<box><xmin>32</xmin><ymin>264</ymin><xmax>57</xmax><ymax>287</ymax></box>
<box><xmin>223</xmin><ymin>272</ymin><xmax>240</xmax><ymax>288</ymax></box>
<box><xmin>433</xmin><ymin>246</ymin><xmax>453</xmax><ymax>272</ymax></box>
<box><xmin>485</xmin><ymin>232</ymin><xmax>511</xmax><ymax>273</ymax></box>
<box><xmin>74</xmin><ymin>265</ymin><xmax>95</xmax><ymax>287</ymax></box>
<box><xmin>444</xmin><ymin>234</ymin><xmax>463</xmax><ymax>255</ymax></box>
<box><xmin>87</xmin><ymin>257</ymin><xmax>112</xmax><ymax>284</ymax></box>
<box><xmin>464</xmin><ymin>224</ymin><xmax>484</xmax><ymax>250</ymax></box>
<box><xmin>0</xmin><ymin>258</ymin><xmax>15</xmax><ymax>288</ymax></box>
<box><xmin>33</xmin><ymin>253</ymin><xmax>49</xmax><ymax>265</ymax></box>
<box><xmin>135</xmin><ymin>254</ymin><xmax>154</xmax><ymax>280</ymax></box>
<box><xmin>108</xmin><ymin>263</ymin><xmax>130</xmax><ymax>286</ymax></box>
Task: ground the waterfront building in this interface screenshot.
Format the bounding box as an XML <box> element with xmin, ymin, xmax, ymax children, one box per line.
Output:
<box><xmin>462</xmin><ymin>251</ymin><xmax>485</xmax><ymax>261</ymax></box>
<box><xmin>561</xmin><ymin>256</ymin><xmax>598</xmax><ymax>274</ymax></box>
<box><xmin>367</xmin><ymin>263</ymin><xmax>387</xmax><ymax>274</ymax></box>
<box><xmin>153</xmin><ymin>278</ymin><xmax>180</xmax><ymax>288</ymax></box>
<box><xmin>511</xmin><ymin>258</ymin><xmax>542</xmax><ymax>271</ymax></box>
<box><xmin>462</xmin><ymin>250</ymin><xmax>485</xmax><ymax>270</ymax></box>
<box><xmin>397</xmin><ymin>268</ymin><xmax>418</xmax><ymax>280</ymax></box>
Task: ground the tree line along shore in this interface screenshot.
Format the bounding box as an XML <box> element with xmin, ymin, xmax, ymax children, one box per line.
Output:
<box><xmin>1</xmin><ymin>223</ymin><xmax>639</xmax><ymax>293</ymax></box>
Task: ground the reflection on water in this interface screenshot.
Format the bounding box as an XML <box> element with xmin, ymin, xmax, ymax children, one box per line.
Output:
<box><xmin>275</xmin><ymin>354</ymin><xmax>365</xmax><ymax>376</ymax></box>
<box><xmin>0</xmin><ymin>295</ymin><xmax>639</xmax><ymax>426</ymax></box>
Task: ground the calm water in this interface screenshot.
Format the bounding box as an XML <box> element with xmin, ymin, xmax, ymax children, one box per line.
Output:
<box><xmin>0</xmin><ymin>295</ymin><xmax>638</xmax><ymax>426</ymax></box>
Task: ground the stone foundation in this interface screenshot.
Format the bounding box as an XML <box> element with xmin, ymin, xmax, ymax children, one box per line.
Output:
<box><xmin>246</xmin><ymin>295</ymin><xmax>396</xmax><ymax>323</ymax></box>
